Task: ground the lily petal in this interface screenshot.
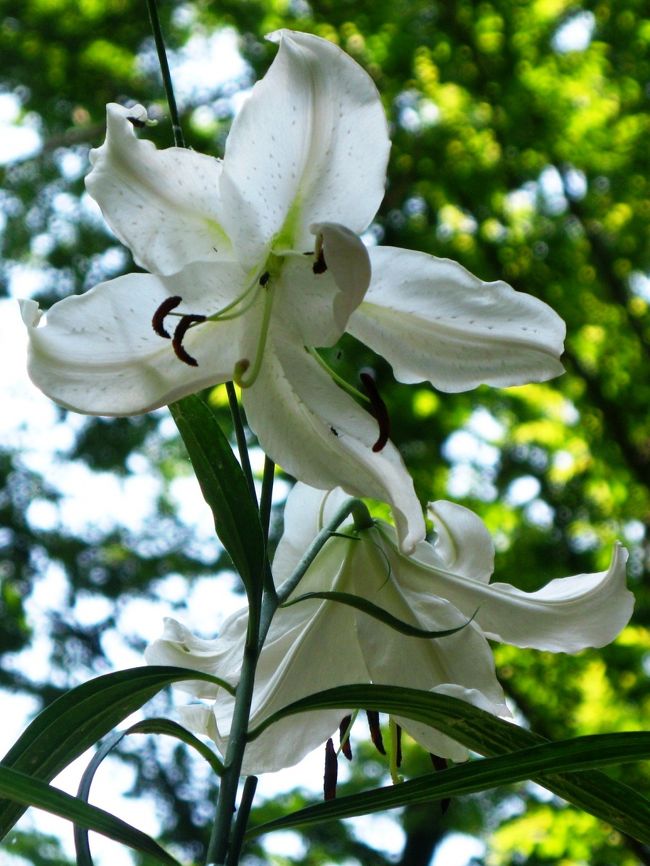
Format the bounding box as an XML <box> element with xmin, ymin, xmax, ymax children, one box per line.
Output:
<box><xmin>242</xmin><ymin>332</ymin><xmax>425</xmax><ymax>553</ymax></box>
<box><xmin>216</xmin><ymin>541</ymin><xmax>369</xmax><ymax>773</ymax></box>
<box><xmin>351</xmin><ymin>535</ymin><xmax>508</xmax><ymax>732</ymax></box>
<box><xmin>144</xmin><ymin>616</ymin><xmax>243</xmax><ymax>699</ymax></box>
<box><xmin>401</xmin><ymin>504</ymin><xmax>633</xmax><ymax>653</ymax></box>
<box><xmin>272</xmin><ymin>483</ymin><xmax>352</xmax><ymax>584</ymax></box>
<box><xmin>348</xmin><ymin>247</ymin><xmax>566</xmax><ymax>391</ymax></box>
<box><xmin>178</xmin><ymin>705</ymin><xmax>219</xmax><ymax>742</ymax></box>
<box><xmin>220</xmin><ymin>30</ymin><xmax>390</xmax><ymax>261</ymax></box>
<box><xmin>86</xmin><ymin>104</ymin><xmax>231</xmax><ymax>275</ymax></box>
<box><xmin>21</xmin><ymin>267</ymin><xmax>245</xmax><ymax>415</ymax></box>
<box><xmin>470</xmin><ymin>544</ymin><xmax>632</xmax><ymax>652</ymax></box>
<box><xmin>396</xmin><ymin>685</ymin><xmax>509</xmax><ymax>762</ymax></box>
<box><xmin>311</xmin><ymin>222</ymin><xmax>371</xmax><ymax>334</ymax></box>
<box><xmin>275</xmin><ymin>224</ymin><xmax>370</xmax><ymax>347</ymax></box>
<box><xmin>427</xmin><ymin>500</ymin><xmax>495</xmax><ymax>582</ymax></box>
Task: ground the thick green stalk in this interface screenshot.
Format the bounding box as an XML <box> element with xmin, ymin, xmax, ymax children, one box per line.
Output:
<box><xmin>259</xmin><ymin>457</ymin><xmax>275</xmax><ymax>542</ymax></box>
<box><xmin>226</xmin><ymin>775</ymin><xmax>258</xmax><ymax>866</ymax></box>
<box><xmin>205</xmin><ymin>497</ymin><xmax>372</xmax><ymax>863</ymax></box>
<box><xmin>206</xmin><ymin>639</ymin><xmax>258</xmax><ymax>865</ymax></box>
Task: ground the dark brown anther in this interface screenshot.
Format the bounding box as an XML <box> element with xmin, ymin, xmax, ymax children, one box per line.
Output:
<box><xmin>324</xmin><ymin>738</ymin><xmax>338</xmax><ymax>801</ymax></box>
<box><xmin>172</xmin><ymin>314</ymin><xmax>206</xmax><ymax>367</ymax></box>
<box><xmin>127</xmin><ymin>115</ymin><xmax>146</xmax><ymax>128</ymax></box>
<box><xmin>366</xmin><ymin>710</ymin><xmax>386</xmax><ymax>755</ymax></box>
<box><xmin>430</xmin><ymin>754</ymin><xmax>451</xmax><ymax>814</ymax></box>
<box><xmin>312</xmin><ymin>248</ymin><xmax>327</xmax><ymax>274</ymax></box>
<box><xmin>152</xmin><ymin>295</ymin><xmax>182</xmax><ymax>338</ymax></box>
<box><xmin>394</xmin><ymin>723</ymin><xmax>403</xmax><ymax>768</ymax></box>
<box><xmin>339</xmin><ymin>716</ymin><xmax>353</xmax><ymax>760</ymax></box>
<box><xmin>259</xmin><ymin>271</ymin><xmax>270</xmax><ymax>286</ymax></box>
<box><xmin>359</xmin><ymin>371</ymin><xmax>391</xmax><ymax>453</ymax></box>
<box><xmin>329</xmin><ymin>426</ymin><xmax>339</xmax><ymax>437</ymax></box>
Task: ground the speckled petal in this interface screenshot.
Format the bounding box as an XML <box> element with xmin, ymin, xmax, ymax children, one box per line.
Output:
<box><xmin>220</xmin><ymin>30</ymin><xmax>389</xmax><ymax>262</ymax></box>
<box><xmin>349</xmin><ymin>247</ymin><xmax>566</xmax><ymax>391</ymax></box>
<box><xmin>242</xmin><ymin>331</ymin><xmax>425</xmax><ymax>553</ymax></box>
<box><xmin>274</xmin><ymin>224</ymin><xmax>370</xmax><ymax>347</ymax></box>
<box><xmin>21</xmin><ymin>265</ymin><xmax>245</xmax><ymax>415</ymax></box>
<box><xmin>86</xmin><ymin>104</ymin><xmax>232</xmax><ymax>275</ymax></box>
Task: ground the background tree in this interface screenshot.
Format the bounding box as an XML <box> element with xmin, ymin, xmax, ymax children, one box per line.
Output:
<box><xmin>1</xmin><ymin>0</ymin><xmax>648</xmax><ymax>864</ymax></box>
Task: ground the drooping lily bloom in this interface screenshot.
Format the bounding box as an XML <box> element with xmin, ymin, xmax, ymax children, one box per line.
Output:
<box><xmin>21</xmin><ymin>30</ymin><xmax>564</xmax><ymax>552</ymax></box>
<box><xmin>146</xmin><ymin>483</ymin><xmax>632</xmax><ymax>773</ymax></box>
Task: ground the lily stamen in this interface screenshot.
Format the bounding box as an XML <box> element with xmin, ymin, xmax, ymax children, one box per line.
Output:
<box><xmin>312</xmin><ymin>230</ymin><xmax>328</xmax><ymax>274</ymax></box>
<box><xmin>323</xmin><ymin>738</ymin><xmax>338</xmax><ymax>801</ymax></box>
<box><xmin>205</xmin><ymin>270</ymin><xmax>265</xmax><ymax>323</ymax></box>
<box><xmin>172</xmin><ymin>314</ymin><xmax>206</xmax><ymax>367</ymax></box>
<box><xmin>366</xmin><ymin>710</ymin><xmax>386</xmax><ymax>755</ymax></box>
<box><xmin>338</xmin><ymin>715</ymin><xmax>354</xmax><ymax>760</ymax></box>
<box><xmin>312</xmin><ymin>248</ymin><xmax>327</xmax><ymax>274</ymax></box>
<box><xmin>430</xmin><ymin>754</ymin><xmax>451</xmax><ymax>813</ymax></box>
<box><xmin>360</xmin><ymin>370</ymin><xmax>391</xmax><ymax>453</ymax></box>
<box><xmin>152</xmin><ymin>295</ymin><xmax>182</xmax><ymax>339</ymax></box>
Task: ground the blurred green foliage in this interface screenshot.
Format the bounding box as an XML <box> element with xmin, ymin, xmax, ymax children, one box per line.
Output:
<box><xmin>0</xmin><ymin>0</ymin><xmax>649</xmax><ymax>864</ymax></box>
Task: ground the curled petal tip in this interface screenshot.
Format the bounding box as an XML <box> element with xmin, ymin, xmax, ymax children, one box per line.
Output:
<box><xmin>19</xmin><ymin>298</ymin><xmax>42</xmax><ymax>328</ymax></box>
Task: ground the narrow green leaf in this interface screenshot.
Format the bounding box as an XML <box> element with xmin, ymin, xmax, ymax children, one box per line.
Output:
<box><xmin>0</xmin><ymin>665</ymin><xmax>231</xmax><ymax>838</ymax></box>
<box><xmin>282</xmin><ymin>591</ymin><xmax>474</xmax><ymax>638</ymax></box>
<box><xmin>0</xmin><ymin>765</ymin><xmax>180</xmax><ymax>866</ymax></box>
<box><xmin>169</xmin><ymin>394</ymin><xmax>266</xmax><ymax>619</ymax></box>
<box><xmin>127</xmin><ymin>719</ymin><xmax>224</xmax><ymax>776</ymax></box>
<box><xmin>74</xmin><ymin>720</ymin><xmax>224</xmax><ymax>866</ymax></box>
<box><xmin>249</xmin><ymin>732</ymin><xmax>650</xmax><ymax>836</ymax></box>
<box><xmin>75</xmin><ymin>730</ymin><xmax>126</xmax><ymax>866</ymax></box>
<box><xmin>249</xmin><ymin>684</ymin><xmax>650</xmax><ymax>843</ymax></box>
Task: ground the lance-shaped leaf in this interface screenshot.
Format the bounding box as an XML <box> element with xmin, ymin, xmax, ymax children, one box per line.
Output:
<box><xmin>249</xmin><ymin>684</ymin><xmax>650</xmax><ymax>843</ymax></box>
<box><xmin>0</xmin><ymin>765</ymin><xmax>181</xmax><ymax>866</ymax></box>
<box><xmin>0</xmin><ymin>665</ymin><xmax>232</xmax><ymax>838</ymax></box>
<box><xmin>170</xmin><ymin>393</ymin><xmax>266</xmax><ymax>622</ymax></box>
<box><xmin>248</xmin><ymin>731</ymin><xmax>650</xmax><ymax>836</ymax></box>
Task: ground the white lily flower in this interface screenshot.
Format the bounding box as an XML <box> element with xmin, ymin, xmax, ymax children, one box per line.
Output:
<box><xmin>146</xmin><ymin>483</ymin><xmax>633</xmax><ymax>774</ymax></box>
<box><xmin>21</xmin><ymin>30</ymin><xmax>564</xmax><ymax>552</ymax></box>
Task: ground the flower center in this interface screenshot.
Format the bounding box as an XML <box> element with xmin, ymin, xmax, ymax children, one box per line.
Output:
<box><xmin>150</xmin><ymin>252</ymin><xmax>288</xmax><ymax>381</ymax></box>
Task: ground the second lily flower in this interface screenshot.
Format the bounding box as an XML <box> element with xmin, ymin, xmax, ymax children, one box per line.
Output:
<box><xmin>146</xmin><ymin>483</ymin><xmax>632</xmax><ymax>774</ymax></box>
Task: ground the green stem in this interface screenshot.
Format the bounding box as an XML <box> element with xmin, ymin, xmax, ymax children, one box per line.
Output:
<box><xmin>276</xmin><ymin>498</ymin><xmax>373</xmax><ymax>605</ymax></box>
<box><xmin>226</xmin><ymin>382</ymin><xmax>257</xmax><ymax>506</ymax></box>
<box><xmin>145</xmin><ymin>0</ymin><xmax>185</xmax><ymax>148</ymax></box>
<box><xmin>226</xmin><ymin>776</ymin><xmax>258</xmax><ymax>866</ymax></box>
<box><xmin>206</xmin><ymin>642</ymin><xmax>258</xmax><ymax>866</ymax></box>
<box><xmin>205</xmin><ymin>497</ymin><xmax>371</xmax><ymax>863</ymax></box>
